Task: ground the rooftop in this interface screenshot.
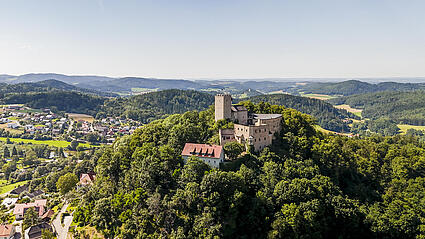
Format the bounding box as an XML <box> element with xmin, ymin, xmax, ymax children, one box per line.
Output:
<box><xmin>253</xmin><ymin>114</ymin><xmax>282</xmax><ymax>120</ymax></box>
<box><xmin>181</xmin><ymin>143</ymin><xmax>223</xmax><ymax>159</ymax></box>
<box><xmin>0</xmin><ymin>224</ymin><xmax>13</xmax><ymax>236</ymax></box>
<box><xmin>231</xmin><ymin>105</ymin><xmax>247</xmax><ymax>112</ymax></box>
<box><xmin>13</xmin><ymin>199</ymin><xmax>47</xmax><ymax>216</ymax></box>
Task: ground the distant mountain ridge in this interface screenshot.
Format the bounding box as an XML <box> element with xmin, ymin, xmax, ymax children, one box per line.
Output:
<box><xmin>2</xmin><ymin>73</ymin><xmax>425</xmax><ymax>97</ymax></box>
<box><xmin>299</xmin><ymin>80</ymin><xmax>425</xmax><ymax>96</ymax></box>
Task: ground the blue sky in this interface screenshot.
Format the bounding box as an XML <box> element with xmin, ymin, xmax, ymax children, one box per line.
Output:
<box><xmin>1</xmin><ymin>0</ymin><xmax>424</xmax><ymax>78</ymax></box>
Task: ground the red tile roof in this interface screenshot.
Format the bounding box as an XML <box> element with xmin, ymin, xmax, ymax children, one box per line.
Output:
<box><xmin>13</xmin><ymin>199</ymin><xmax>47</xmax><ymax>216</ymax></box>
<box><xmin>181</xmin><ymin>143</ymin><xmax>223</xmax><ymax>159</ymax></box>
<box><xmin>80</xmin><ymin>173</ymin><xmax>96</xmax><ymax>183</ymax></box>
<box><xmin>0</xmin><ymin>224</ymin><xmax>13</xmax><ymax>237</ymax></box>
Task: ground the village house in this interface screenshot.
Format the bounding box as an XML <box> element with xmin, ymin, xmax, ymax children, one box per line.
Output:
<box><xmin>79</xmin><ymin>173</ymin><xmax>96</xmax><ymax>187</ymax></box>
<box><xmin>0</xmin><ymin>224</ymin><xmax>15</xmax><ymax>239</ymax></box>
<box><xmin>215</xmin><ymin>94</ymin><xmax>282</xmax><ymax>151</ymax></box>
<box><xmin>7</xmin><ymin>123</ymin><xmax>18</xmax><ymax>129</ymax></box>
<box><xmin>25</xmin><ymin>222</ymin><xmax>53</xmax><ymax>239</ymax></box>
<box><xmin>1</xmin><ymin>198</ymin><xmax>18</xmax><ymax>209</ymax></box>
<box><xmin>13</xmin><ymin>199</ymin><xmax>47</xmax><ymax>220</ymax></box>
<box><xmin>181</xmin><ymin>143</ymin><xmax>224</xmax><ymax>168</ymax></box>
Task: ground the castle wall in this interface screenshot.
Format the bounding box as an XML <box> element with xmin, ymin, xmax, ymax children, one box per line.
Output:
<box><xmin>232</xmin><ymin>110</ymin><xmax>248</xmax><ymax>125</ymax></box>
<box><xmin>219</xmin><ymin>128</ymin><xmax>236</xmax><ymax>145</ymax></box>
<box><xmin>234</xmin><ymin>124</ymin><xmax>273</xmax><ymax>151</ymax></box>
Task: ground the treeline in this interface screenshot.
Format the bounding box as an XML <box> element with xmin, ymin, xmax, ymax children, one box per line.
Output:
<box><xmin>0</xmin><ymin>88</ymin><xmax>358</xmax><ymax>132</ymax></box>
<box><xmin>96</xmin><ymin>89</ymin><xmax>215</xmax><ymax>123</ymax></box>
<box><xmin>244</xmin><ymin>94</ymin><xmax>357</xmax><ymax>132</ymax></box>
<box><xmin>300</xmin><ymin>80</ymin><xmax>425</xmax><ymax>96</ymax></box>
<box><xmin>72</xmin><ymin>102</ymin><xmax>425</xmax><ymax>238</ymax></box>
<box><xmin>0</xmin><ymin>91</ymin><xmax>105</xmax><ymax>115</ymax></box>
<box><xmin>0</xmin><ymin>79</ymin><xmax>115</xmax><ymax>97</ymax></box>
<box><xmin>330</xmin><ymin>91</ymin><xmax>425</xmax><ymax>125</ymax></box>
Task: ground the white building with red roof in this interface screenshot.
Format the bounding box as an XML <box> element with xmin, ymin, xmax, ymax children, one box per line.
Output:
<box><xmin>181</xmin><ymin>143</ymin><xmax>224</xmax><ymax>168</ymax></box>
<box><xmin>13</xmin><ymin>199</ymin><xmax>47</xmax><ymax>220</ymax></box>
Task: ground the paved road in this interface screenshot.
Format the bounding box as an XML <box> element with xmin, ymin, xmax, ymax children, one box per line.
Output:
<box><xmin>52</xmin><ymin>203</ymin><xmax>73</xmax><ymax>239</ymax></box>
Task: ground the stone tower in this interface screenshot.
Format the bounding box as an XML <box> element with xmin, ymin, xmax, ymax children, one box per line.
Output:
<box><xmin>215</xmin><ymin>94</ymin><xmax>232</xmax><ymax>122</ymax></box>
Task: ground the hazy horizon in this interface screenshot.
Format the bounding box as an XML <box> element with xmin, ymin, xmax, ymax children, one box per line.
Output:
<box><xmin>3</xmin><ymin>72</ymin><xmax>425</xmax><ymax>83</ymax></box>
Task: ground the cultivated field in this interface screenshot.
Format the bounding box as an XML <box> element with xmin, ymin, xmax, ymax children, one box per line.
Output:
<box><xmin>335</xmin><ymin>104</ymin><xmax>362</xmax><ymax>118</ymax></box>
<box><xmin>68</xmin><ymin>113</ymin><xmax>95</xmax><ymax>123</ymax></box>
<box><xmin>299</xmin><ymin>92</ymin><xmax>337</xmax><ymax>100</ymax></box>
<box><xmin>397</xmin><ymin>124</ymin><xmax>425</xmax><ymax>134</ymax></box>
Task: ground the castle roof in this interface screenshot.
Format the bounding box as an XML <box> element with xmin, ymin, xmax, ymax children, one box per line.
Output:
<box><xmin>181</xmin><ymin>143</ymin><xmax>223</xmax><ymax>159</ymax></box>
<box><xmin>253</xmin><ymin>114</ymin><xmax>282</xmax><ymax>120</ymax></box>
<box><xmin>231</xmin><ymin>105</ymin><xmax>247</xmax><ymax>112</ymax></box>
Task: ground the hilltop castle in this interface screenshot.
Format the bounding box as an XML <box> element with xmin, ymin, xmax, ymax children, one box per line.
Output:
<box><xmin>215</xmin><ymin>94</ymin><xmax>282</xmax><ymax>151</ymax></box>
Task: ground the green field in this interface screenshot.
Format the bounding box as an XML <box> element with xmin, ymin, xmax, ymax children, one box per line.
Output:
<box><xmin>335</xmin><ymin>104</ymin><xmax>363</xmax><ymax>118</ymax></box>
<box><xmin>0</xmin><ymin>137</ymin><xmax>94</xmax><ymax>148</ymax></box>
<box><xmin>397</xmin><ymin>124</ymin><xmax>425</xmax><ymax>134</ymax></box>
<box><xmin>299</xmin><ymin>92</ymin><xmax>337</xmax><ymax>100</ymax></box>
<box><xmin>0</xmin><ymin>180</ymin><xmax>29</xmax><ymax>195</ymax></box>
<box><xmin>131</xmin><ymin>88</ymin><xmax>158</xmax><ymax>93</ymax></box>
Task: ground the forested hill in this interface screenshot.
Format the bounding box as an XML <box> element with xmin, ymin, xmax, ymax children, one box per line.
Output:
<box><xmin>0</xmin><ymin>79</ymin><xmax>116</xmax><ymax>97</ymax></box>
<box><xmin>0</xmin><ymin>91</ymin><xmax>105</xmax><ymax>115</ymax></box>
<box><xmin>300</xmin><ymin>80</ymin><xmax>425</xmax><ymax>96</ymax></box>
<box><xmin>97</xmin><ymin>89</ymin><xmax>215</xmax><ymax>123</ymax></box>
<box><xmin>74</xmin><ymin>101</ymin><xmax>425</xmax><ymax>238</ymax></box>
<box><xmin>330</xmin><ymin>90</ymin><xmax>425</xmax><ymax>125</ymax></box>
<box><xmin>245</xmin><ymin>94</ymin><xmax>357</xmax><ymax>132</ymax></box>
<box><xmin>97</xmin><ymin>90</ymin><xmax>355</xmax><ymax>132</ymax></box>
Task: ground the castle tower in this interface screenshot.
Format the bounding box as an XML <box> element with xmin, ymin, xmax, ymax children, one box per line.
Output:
<box><xmin>215</xmin><ymin>94</ymin><xmax>232</xmax><ymax>122</ymax></box>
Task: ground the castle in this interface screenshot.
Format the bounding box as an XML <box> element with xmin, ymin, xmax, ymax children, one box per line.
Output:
<box><xmin>215</xmin><ymin>94</ymin><xmax>282</xmax><ymax>151</ymax></box>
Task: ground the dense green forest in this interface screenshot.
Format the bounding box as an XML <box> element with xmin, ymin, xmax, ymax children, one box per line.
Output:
<box><xmin>300</xmin><ymin>80</ymin><xmax>425</xmax><ymax>96</ymax></box>
<box><xmin>330</xmin><ymin>91</ymin><xmax>425</xmax><ymax>125</ymax></box>
<box><xmin>0</xmin><ymin>91</ymin><xmax>105</xmax><ymax>115</ymax></box>
<box><xmin>0</xmin><ymin>88</ymin><xmax>354</xmax><ymax>132</ymax></box>
<box><xmin>98</xmin><ymin>90</ymin><xmax>355</xmax><ymax>132</ymax></box>
<box><xmin>244</xmin><ymin>94</ymin><xmax>357</xmax><ymax>132</ymax></box>
<box><xmin>73</xmin><ymin>101</ymin><xmax>425</xmax><ymax>238</ymax></box>
<box><xmin>97</xmin><ymin>90</ymin><xmax>215</xmax><ymax>123</ymax></box>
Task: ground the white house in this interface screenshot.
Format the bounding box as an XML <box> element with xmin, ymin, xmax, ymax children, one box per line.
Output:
<box><xmin>181</xmin><ymin>143</ymin><xmax>225</xmax><ymax>168</ymax></box>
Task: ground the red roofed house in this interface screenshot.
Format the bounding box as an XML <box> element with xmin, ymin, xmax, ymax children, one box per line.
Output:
<box><xmin>181</xmin><ymin>143</ymin><xmax>224</xmax><ymax>168</ymax></box>
<box><xmin>0</xmin><ymin>224</ymin><xmax>15</xmax><ymax>239</ymax></box>
<box><xmin>13</xmin><ymin>199</ymin><xmax>47</xmax><ymax>220</ymax></box>
<box><xmin>79</xmin><ymin>173</ymin><xmax>96</xmax><ymax>187</ymax></box>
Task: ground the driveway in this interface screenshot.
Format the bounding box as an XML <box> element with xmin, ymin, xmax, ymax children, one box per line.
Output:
<box><xmin>52</xmin><ymin>203</ymin><xmax>73</xmax><ymax>239</ymax></box>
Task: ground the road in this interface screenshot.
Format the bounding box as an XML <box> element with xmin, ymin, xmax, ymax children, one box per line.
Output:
<box><xmin>52</xmin><ymin>203</ymin><xmax>73</xmax><ymax>239</ymax></box>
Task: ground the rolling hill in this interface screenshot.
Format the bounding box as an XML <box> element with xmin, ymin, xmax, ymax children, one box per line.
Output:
<box><xmin>329</xmin><ymin>91</ymin><xmax>425</xmax><ymax>125</ymax></box>
<box><xmin>299</xmin><ymin>80</ymin><xmax>425</xmax><ymax>96</ymax></box>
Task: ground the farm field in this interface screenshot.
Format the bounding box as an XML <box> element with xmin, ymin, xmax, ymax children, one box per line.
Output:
<box><xmin>314</xmin><ymin>125</ymin><xmax>352</xmax><ymax>136</ymax></box>
<box><xmin>299</xmin><ymin>92</ymin><xmax>337</xmax><ymax>100</ymax></box>
<box><xmin>68</xmin><ymin>113</ymin><xmax>95</xmax><ymax>123</ymax></box>
<box><xmin>0</xmin><ymin>137</ymin><xmax>93</xmax><ymax>148</ymax></box>
<box><xmin>0</xmin><ymin>180</ymin><xmax>29</xmax><ymax>195</ymax></box>
<box><xmin>397</xmin><ymin>124</ymin><xmax>425</xmax><ymax>134</ymax></box>
<box><xmin>335</xmin><ymin>104</ymin><xmax>363</xmax><ymax>118</ymax></box>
